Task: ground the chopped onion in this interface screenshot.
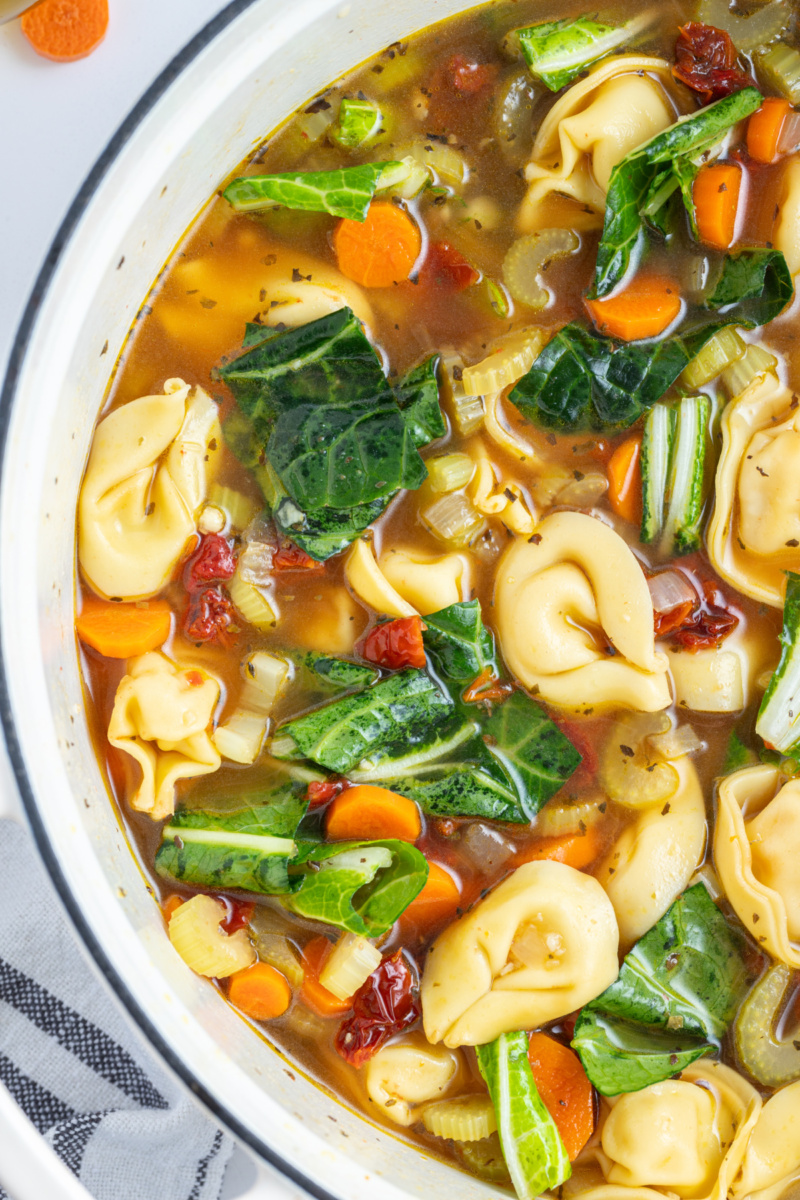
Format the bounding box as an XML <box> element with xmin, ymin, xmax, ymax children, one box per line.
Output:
<box><xmin>779</xmin><ymin>112</ymin><xmax>800</xmax><ymax>155</ymax></box>
<box><xmin>647</xmin><ymin>722</ymin><xmax>704</xmax><ymax>761</ymax></box>
<box><xmin>502</xmin><ymin>229</ymin><xmax>579</xmax><ymax>309</ymax></box>
<box><xmin>459</xmin><ymin>823</ymin><xmax>515</xmax><ymax>870</ymax></box>
<box><xmin>647</xmin><ymin>569</ymin><xmax>698</xmax><ymax>617</ymax></box>
<box><xmin>556</xmin><ymin>470</ymin><xmax>608</xmax><ymax>509</ymax></box>
<box><xmin>698</xmin><ymin>0</ymin><xmax>789</xmax><ymax>52</ymax></box>
<box><xmin>421</xmin><ymin>492</ymin><xmax>486</xmax><ymax>548</ymax></box>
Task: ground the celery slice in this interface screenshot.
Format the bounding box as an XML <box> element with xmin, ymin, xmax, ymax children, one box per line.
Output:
<box><xmin>330</xmin><ymin>98</ymin><xmax>382</xmax><ymax>149</ymax></box>
<box><xmin>756</xmin><ymin>572</ymin><xmax>800</xmax><ymax>755</ymax></box>
<box><xmin>756</xmin><ymin>41</ymin><xmax>800</xmax><ymax>105</ymax></box>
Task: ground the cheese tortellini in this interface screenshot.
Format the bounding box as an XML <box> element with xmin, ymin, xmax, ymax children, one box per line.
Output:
<box><xmin>775</xmin><ymin>157</ymin><xmax>800</xmax><ymax>278</ymax></box>
<box><xmin>715</xmin><ymin>765</ymin><xmax>800</xmax><ymax>966</ymax></box>
<box><xmin>108</xmin><ymin>652</ymin><xmax>221</xmax><ymax>820</ymax></box>
<box><xmin>378</xmin><ymin>546</ymin><xmax>473</xmax><ymax>616</ymax></box>
<box><xmin>733</xmin><ymin>1080</ymin><xmax>800</xmax><ymax>1200</ymax></box>
<box><xmin>519</xmin><ymin>56</ymin><xmax>675</xmax><ymax>230</ymax></box>
<box><xmin>364</xmin><ymin>1034</ymin><xmax>464</xmax><ymax>1127</ymax></box>
<box><xmin>596</xmin><ymin>1062</ymin><xmax>761</xmax><ymax>1200</ymax></box>
<box><xmin>708</xmin><ymin>372</ymin><xmax>800</xmax><ymax>609</ymax></box>
<box><xmin>494</xmin><ymin>511</ymin><xmax>671</xmax><ymax>710</ymax></box>
<box><xmin>597</xmin><ymin>757</ymin><xmax>707</xmax><ymax>947</ymax></box>
<box><xmin>79</xmin><ymin>379</ymin><xmax>222</xmax><ymax>601</ymax></box>
<box><xmin>468</xmin><ymin>442</ymin><xmax>536</xmax><ymax>536</ymax></box>
<box><xmin>421</xmin><ymin>860</ymin><xmax>619</xmax><ymax>1047</ymax></box>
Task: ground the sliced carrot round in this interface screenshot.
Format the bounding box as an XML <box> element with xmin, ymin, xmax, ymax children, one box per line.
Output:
<box><xmin>528</xmin><ymin>1032</ymin><xmax>595</xmax><ymax>1161</ymax></box>
<box><xmin>399</xmin><ymin>861</ymin><xmax>461</xmax><ymax>935</ymax></box>
<box><xmin>162</xmin><ymin>895</ymin><xmax>184</xmax><ymax>923</ymax></box>
<box><xmin>333</xmin><ymin>202</ymin><xmax>422</xmax><ymax>287</ymax></box>
<box><xmin>21</xmin><ymin>0</ymin><xmax>109</xmax><ymax>62</ymax></box>
<box><xmin>325</xmin><ymin>784</ymin><xmax>422</xmax><ymax>842</ymax></box>
<box><xmin>300</xmin><ymin>936</ymin><xmax>352</xmax><ymax>1017</ymax></box>
<box><xmin>228</xmin><ymin>962</ymin><xmax>292</xmax><ymax>1021</ymax></box>
<box><xmin>76</xmin><ymin>597</ymin><xmax>172</xmax><ymax>658</ymax></box>
<box><xmin>585</xmin><ymin>275</ymin><xmax>682</xmax><ymax>342</ymax></box>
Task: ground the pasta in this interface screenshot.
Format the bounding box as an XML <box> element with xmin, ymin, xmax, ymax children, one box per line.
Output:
<box><xmin>733</xmin><ymin>1080</ymin><xmax>800</xmax><ymax>1200</ymax></box>
<box><xmin>345</xmin><ymin>538</ymin><xmax>417</xmax><ymax>617</ymax></box>
<box><xmin>107</xmin><ymin>652</ymin><xmax>221</xmax><ymax>820</ymax></box>
<box><xmin>78</xmin><ymin>379</ymin><xmax>221</xmax><ymax>601</ymax></box>
<box><xmin>597</xmin><ymin>757</ymin><xmax>707</xmax><ymax>947</ymax></box>
<box><xmin>420</xmin><ymin>860</ymin><xmax>619</xmax><ymax>1047</ymax></box>
<box><xmin>715</xmin><ymin>766</ymin><xmax>800</xmax><ymax>967</ymax></box>
<box><xmin>364</xmin><ymin>1034</ymin><xmax>464</xmax><ymax>1127</ymax></box>
<box><xmin>467</xmin><ymin>442</ymin><xmax>536</xmax><ymax>536</ymax></box>
<box><xmin>519</xmin><ymin>56</ymin><xmax>675</xmax><ymax>230</ymax></box>
<box><xmin>708</xmin><ymin>372</ymin><xmax>800</xmax><ymax>608</ymax></box>
<box><xmin>378</xmin><ymin>546</ymin><xmax>473</xmax><ymax>615</ymax></box>
<box><xmin>774</xmin><ymin>157</ymin><xmax>800</xmax><ymax>278</ymax></box>
<box><xmin>596</xmin><ymin>1062</ymin><xmax>761</xmax><ymax>1200</ymax></box>
<box><xmin>494</xmin><ymin>512</ymin><xmax>671</xmax><ymax>710</ymax></box>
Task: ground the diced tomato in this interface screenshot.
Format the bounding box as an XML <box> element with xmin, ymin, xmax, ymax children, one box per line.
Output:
<box><xmin>672</xmin><ymin>23</ymin><xmax>753</xmax><ymax>102</ymax></box>
<box><xmin>184</xmin><ymin>585</ymin><xmax>236</xmax><ymax>643</ymax></box>
<box><xmin>448</xmin><ymin>54</ymin><xmax>496</xmax><ymax>94</ymax></box>
<box><xmin>272</xmin><ymin>542</ymin><xmax>325</xmax><ymax>572</ymax></box>
<box><xmin>184</xmin><ymin>533</ymin><xmax>237</xmax><ymax>591</ymax></box>
<box><xmin>362</xmin><ymin>616</ymin><xmax>426</xmax><ymax>670</ymax></box>
<box><xmin>663</xmin><ymin>581</ymin><xmax>739</xmax><ymax>651</ymax></box>
<box><xmin>306</xmin><ymin>779</ymin><xmax>350</xmax><ymax>808</ymax></box>
<box><xmin>420</xmin><ymin>242</ymin><xmax>480</xmax><ymax>292</ymax></box>
<box><xmin>335</xmin><ymin>952</ymin><xmax>420</xmax><ymax>1067</ymax></box>
<box><xmin>220</xmin><ymin>899</ymin><xmax>256</xmax><ymax>935</ymax></box>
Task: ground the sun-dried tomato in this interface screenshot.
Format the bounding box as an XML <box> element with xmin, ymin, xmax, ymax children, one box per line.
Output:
<box><xmin>420</xmin><ymin>242</ymin><xmax>480</xmax><ymax>292</ymax></box>
<box><xmin>335</xmin><ymin>952</ymin><xmax>420</xmax><ymax>1068</ymax></box>
<box><xmin>672</xmin><ymin>23</ymin><xmax>753</xmax><ymax>102</ymax></box>
<box><xmin>307</xmin><ymin>778</ymin><xmax>350</xmax><ymax>808</ymax></box>
<box><xmin>220</xmin><ymin>899</ymin><xmax>255</xmax><ymax>935</ymax></box>
<box><xmin>448</xmin><ymin>54</ymin><xmax>496</xmax><ymax>94</ymax></box>
<box><xmin>362</xmin><ymin>616</ymin><xmax>427</xmax><ymax>670</ymax></box>
<box><xmin>670</xmin><ymin>603</ymin><xmax>739</xmax><ymax>650</ymax></box>
<box><xmin>654</xmin><ymin>599</ymin><xmax>696</xmax><ymax>638</ymax></box>
<box><xmin>272</xmin><ymin>542</ymin><xmax>325</xmax><ymax>572</ymax></box>
<box><xmin>184</xmin><ymin>533</ymin><xmax>237</xmax><ymax>592</ymax></box>
<box><xmin>463</xmin><ymin>667</ymin><xmax>514</xmax><ymax>703</ymax></box>
<box><xmin>184</xmin><ymin>585</ymin><xmax>236</xmax><ymax>643</ymax></box>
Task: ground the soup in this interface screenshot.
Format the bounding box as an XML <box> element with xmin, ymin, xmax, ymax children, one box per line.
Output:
<box><xmin>75</xmin><ymin>1</ymin><xmax>800</xmax><ymax>1195</ymax></box>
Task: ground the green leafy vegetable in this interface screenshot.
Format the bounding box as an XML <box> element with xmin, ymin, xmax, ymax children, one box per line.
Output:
<box><xmin>394</xmin><ymin>356</ymin><xmax>446</xmax><ymax>448</ymax></box>
<box><xmin>223</xmin><ymin>162</ymin><xmax>400</xmax><ymax>221</ymax></box>
<box><xmin>722</xmin><ymin>730</ymin><xmax>758</xmax><ymax>775</ymax></box>
<box><xmin>304</xmin><ymin>652</ymin><xmax>379</xmax><ymax>689</ymax></box>
<box><xmin>484</xmin><ymin>692</ymin><xmax>582</xmax><ymax>813</ymax></box>
<box><xmin>705</xmin><ymin>249</ymin><xmax>794</xmax><ymax>327</ymax></box>
<box><xmin>330</xmin><ymin>98</ymin><xmax>382</xmax><ymax>149</ymax></box>
<box><xmin>592</xmin><ymin>88</ymin><xmax>762</xmax><ymax>296</ymax></box>
<box><xmin>572</xmin><ymin>884</ymin><xmax>749</xmax><ymax>1094</ymax></box>
<box><xmin>756</xmin><ymin>571</ymin><xmax>800</xmax><ymax>755</ymax></box>
<box><xmin>273</xmin><ymin>668</ymin><xmax>455</xmax><ymax>773</ymax></box>
<box><xmin>283</xmin><ymin>839</ymin><xmax>428</xmax><ymax>935</ymax></box>
<box><xmin>476</xmin><ymin>1032</ymin><xmax>571</xmax><ymax>1199</ymax></box>
<box><xmin>515</xmin><ymin>15</ymin><xmax>639</xmax><ymax>91</ymax></box>
<box><xmin>641</xmin><ymin>395</ymin><xmax>711</xmax><ymax>556</ymax></box>
<box><xmin>154</xmin><ymin>790</ymin><xmax>307</xmax><ymax>895</ymax></box>
<box><xmin>422</xmin><ymin>600</ymin><xmax>498</xmax><ymax>684</ymax></box>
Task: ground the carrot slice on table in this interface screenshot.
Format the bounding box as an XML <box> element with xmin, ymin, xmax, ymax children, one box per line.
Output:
<box><xmin>21</xmin><ymin>0</ymin><xmax>109</xmax><ymax>62</ymax></box>
<box><xmin>301</xmin><ymin>936</ymin><xmax>352</xmax><ymax>1017</ymax></box>
<box><xmin>76</xmin><ymin>597</ymin><xmax>172</xmax><ymax>658</ymax></box>
<box><xmin>607</xmin><ymin>435</ymin><xmax>642</xmax><ymax>526</ymax></box>
<box><xmin>399</xmin><ymin>861</ymin><xmax>461</xmax><ymax>936</ymax></box>
<box><xmin>325</xmin><ymin>785</ymin><xmax>422</xmax><ymax>842</ymax></box>
<box><xmin>334</xmin><ymin>202</ymin><xmax>422</xmax><ymax>287</ymax></box>
<box><xmin>585</xmin><ymin>275</ymin><xmax>681</xmax><ymax>341</ymax></box>
<box><xmin>693</xmin><ymin>162</ymin><xmax>742</xmax><ymax>249</ymax></box>
<box><xmin>747</xmin><ymin>98</ymin><xmax>791</xmax><ymax>164</ymax></box>
<box><xmin>228</xmin><ymin>962</ymin><xmax>292</xmax><ymax>1021</ymax></box>
<box><xmin>527</xmin><ymin>1032</ymin><xmax>595</xmax><ymax>1161</ymax></box>
<box><xmin>514</xmin><ymin>825</ymin><xmax>603</xmax><ymax>871</ymax></box>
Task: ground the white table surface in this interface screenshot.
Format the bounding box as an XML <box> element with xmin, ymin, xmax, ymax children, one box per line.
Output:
<box><xmin>0</xmin><ymin>4</ymin><xmax>301</xmax><ymax>1196</ymax></box>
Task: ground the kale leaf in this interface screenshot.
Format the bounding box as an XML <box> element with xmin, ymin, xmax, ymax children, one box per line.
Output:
<box><xmin>514</xmin><ymin>15</ymin><xmax>638</xmax><ymax>92</ymax></box>
<box><xmin>572</xmin><ymin>884</ymin><xmax>750</xmax><ymax>1095</ymax></box>
<box><xmin>705</xmin><ymin>249</ymin><xmax>794</xmax><ymax>327</ymax></box>
<box><xmin>484</xmin><ymin>692</ymin><xmax>583</xmax><ymax>813</ymax></box>
<box><xmin>422</xmin><ymin>599</ymin><xmax>498</xmax><ymax>684</ymax></box>
<box><xmin>303</xmin><ymin>652</ymin><xmax>379</xmax><ymax>689</ymax></box>
<box><xmin>395</xmin><ymin>355</ymin><xmax>447</xmax><ymax>449</ymax></box>
<box><xmin>223</xmin><ymin>162</ymin><xmax>400</xmax><ymax>221</ymax></box>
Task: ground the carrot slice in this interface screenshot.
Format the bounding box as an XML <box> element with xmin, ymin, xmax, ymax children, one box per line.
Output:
<box><xmin>585</xmin><ymin>275</ymin><xmax>681</xmax><ymax>341</ymax></box>
<box><xmin>325</xmin><ymin>785</ymin><xmax>422</xmax><ymax>842</ymax></box>
<box><xmin>333</xmin><ymin>202</ymin><xmax>422</xmax><ymax>287</ymax></box>
<box><xmin>515</xmin><ymin>825</ymin><xmax>603</xmax><ymax>871</ymax></box>
<box><xmin>693</xmin><ymin>162</ymin><xmax>742</xmax><ymax>250</ymax></box>
<box><xmin>76</xmin><ymin>597</ymin><xmax>172</xmax><ymax>658</ymax></box>
<box><xmin>527</xmin><ymin>1032</ymin><xmax>595</xmax><ymax>1161</ymax></box>
<box><xmin>300</xmin><ymin>936</ymin><xmax>352</xmax><ymax>1017</ymax></box>
<box><xmin>747</xmin><ymin>98</ymin><xmax>791</xmax><ymax>164</ymax></box>
<box><xmin>607</xmin><ymin>435</ymin><xmax>642</xmax><ymax>526</ymax></box>
<box><xmin>228</xmin><ymin>962</ymin><xmax>292</xmax><ymax>1021</ymax></box>
<box><xmin>162</xmin><ymin>895</ymin><xmax>183</xmax><ymax>922</ymax></box>
<box><xmin>399</xmin><ymin>862</ymin><xmax>461</xmax><ymax>936</ymax></box>
<box><xmin>21</xmin><ymin>0</ymin><xmax>108</xmax><ymax>62</ymax></box>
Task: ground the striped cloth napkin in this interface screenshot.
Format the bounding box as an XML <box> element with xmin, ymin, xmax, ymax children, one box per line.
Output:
<box><xmin>0</xmin><ymin>818</ymin><xmax>234</xmax><ymax>1200</ymax></box>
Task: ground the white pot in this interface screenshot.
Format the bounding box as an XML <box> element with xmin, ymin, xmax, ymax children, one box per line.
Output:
<box><xmin>0</xmin><ymin>1</ymin><xmax>499</xmax><ymax>1197</ymax></box>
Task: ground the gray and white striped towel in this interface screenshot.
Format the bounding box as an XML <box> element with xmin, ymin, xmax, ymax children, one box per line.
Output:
<box><xmin>0</xmin><ymin>818</ymin><xmax>234</xmax><ymax>1200</ymax></box>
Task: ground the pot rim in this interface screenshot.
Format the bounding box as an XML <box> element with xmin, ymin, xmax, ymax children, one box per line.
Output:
<box><xmin>0</xmin><ymin>3</ymin><xmax>336</xmax><ymax>1194</ymax></box>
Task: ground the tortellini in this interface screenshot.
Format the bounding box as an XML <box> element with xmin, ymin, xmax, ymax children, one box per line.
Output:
<box><xmin>345</xmin><ymin>538</ymin><xmax>417</xmax><ymax>618</ymax></box>
<box><xmin>467</xmin><ymin>442</ymin><xmax>536</xmax><ymax>536</ymax></box>
<box><xmin>715</xmin><ymin>765</ymin><xmax>800</xmax><ymax>966</ymax></box>
<box><xmin>364</xmin><ymin>1033</ymin><xmax>463</xmax><ymax>1127</ymax></box>
<box><xmin>596</xmin><ymin>1062</ymin><xmax>761</xmax><ymax>1200</ymax></box>
<box><xmin>494</xmin><ymin>511</ymin><xmax>671</xmax><ymax>710</ymax></box>
<box><xmin>107</xmin><ymin>652</ymin><xmax>221</xmax><ymax>820</ymax></box>
<box><xmin>597</xmin><ymin>757</ymin><xmax>707</xmax><ymax>947</ymax></box>
<box><xmin>519</xmin><ymin>56</ymin><xmax>675</xmax><ymax>230</ymax></box>
<box><xmin>708</xmin><ymin>372</ymin><xmax>800</xmax><ymax>608</ymax></box>
<box><xmin>775</xmin><ymin>156</ymin><xmax>800</xmax><ymax>278</ymax></box>
<box><xmin>733</xmin><ymin>1080</ymin><xmax>800</xmax><ymax>1200</ymax></box>
<box><xmin>79</xmin><ymin>379</ymin><xmax>221</xmax><ymax>601</ymax></box>
<box><xmin>421</xmin><ymin>860</ymin><xmax>619</xmax><ymax>1048</ymax></box>
<box><xmin>378</xmin><ymin>546</ymin><xmax>473</xmax><ymax>616</ymax></box>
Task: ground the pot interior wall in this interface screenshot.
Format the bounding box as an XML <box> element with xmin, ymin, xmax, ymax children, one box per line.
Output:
<box><xmin>0</xmin><ymin>0</ymin><xmax>501</xmax><ymax>1196</ymax></box>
